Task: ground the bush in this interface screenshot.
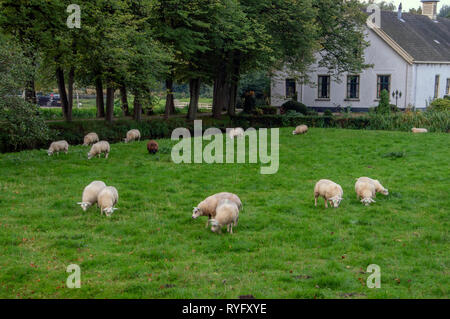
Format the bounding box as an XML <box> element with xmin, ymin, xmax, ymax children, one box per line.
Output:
<box><xmin>260</xmin><ymin>106</ymin><xmax>278</xmax><ymax>115</ymax></box>
<box><xmin>375</xmin><ymin>89</ymin><xmax>391</xmax><ymax>114</ymax></box>
<box><xmin>243</xmin><ymin>92</ymin><xmax>256</xmax><ymax>114</ymax></box>
<box><xmin>428</xmin><ymin>98</ymin><xmax>450</xmax><ymax>112</ymax></box>
<box><xmin>281</xmin><ymin>100</ymin><xmax>307</xmax><ymax>115</ymax></box>
<box><xmin>323</xmin><ymin>109</ymin><xmax>333</xmax><ymax>117</ymax></box>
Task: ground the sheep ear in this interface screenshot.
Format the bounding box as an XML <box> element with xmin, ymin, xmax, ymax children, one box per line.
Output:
<box><xmin>77</xmin><ymin>202</ymin><xmax>83</xmax><ymax>205</ymax></box>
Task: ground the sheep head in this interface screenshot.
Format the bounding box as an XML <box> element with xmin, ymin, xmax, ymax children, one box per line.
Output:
<box><xmin>192</xmin><ymin>207</ymin><xmax>202</xmax><ymax>219</ymax></box>
<box><xmin>77</xmin><ymin>202</ymin><xmax>91</xmax><ymax>211</ymax></box>
<box><xmin>361</xmin><ymin>198</ymin><xmax>376</xmax><ymax>206</ymax></box>
<box><xmin>209</xmin><ymin>219</ymin><xmax>220</xmax><ymax>233</ymax></box>
<box><xmin>103</xmin><ymin>207</ymin><xmax>118</xmax><ymax>217</ymax></box>
<box><xmin>330</xmin><ymin>196</ymin><xmax>343</xmax><ymax>208</ymax></box>
<box><xmin>380</xmin><ymin>188</ymin><xmax>389</xmax><ymax>196</ymax></box>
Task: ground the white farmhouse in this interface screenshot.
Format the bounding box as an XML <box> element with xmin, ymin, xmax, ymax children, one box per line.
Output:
<box><xmin>271</xmin><ymin>0</ymin><xmax>450</xmax><ymax>111</ymax></box>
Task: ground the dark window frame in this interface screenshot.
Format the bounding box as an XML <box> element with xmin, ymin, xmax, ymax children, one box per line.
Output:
<box><xmin>285</xmin><ymin>79</ymin><xmax>296</xmax><ymax>98</ymax></box>
<box><xmin>318</xmin><ymin>75</ymin><xmax>331</xmax><ymax>99</ymax></box>
<box><xmin>434</xmin><ymin>75</ymin><xmax>440</xmax><ymax>99</ymax></box>
<box><xmin>346</xmin><ymin>75</ymin><xmax>360</xmax><ymax>100</ymax></box>
<box><xmin>377</xmin><ymin>75</ymin><xmax>391</xmax><ymax>99</ymax></box>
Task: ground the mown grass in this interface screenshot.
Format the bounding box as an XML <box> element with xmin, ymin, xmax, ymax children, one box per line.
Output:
<box><xmin>0</xmin><ymin>128</ymin><xmax>448</xmax><ymax>299</ymax></box>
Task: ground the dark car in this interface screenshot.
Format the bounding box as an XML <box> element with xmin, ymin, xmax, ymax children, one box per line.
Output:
<box><xmin>37</xmin><ymin>93</ymin><xmax>61</xmax><ymax>107</ymax></box>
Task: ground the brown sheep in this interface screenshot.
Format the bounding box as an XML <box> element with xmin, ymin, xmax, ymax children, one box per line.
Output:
<box><xmin>147</xmin><ymin>140</ymin><xmax>158</xmax><ymax>154</ymax></box>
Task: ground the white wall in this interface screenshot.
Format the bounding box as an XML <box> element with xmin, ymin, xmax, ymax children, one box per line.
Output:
<box><xmin>413</xmin><ymin>63</ymin><xmax>450</xmax><ymax>108</ymax></box>
<box><xmin>271</xmin><ymin>27</ymin><xmax>434</xmax><ymax>110</ymax></box>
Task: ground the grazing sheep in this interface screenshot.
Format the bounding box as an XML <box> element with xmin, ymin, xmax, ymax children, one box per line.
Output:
<box><xmin>357</xmin><ymin>177</ymin><xmax>389</xmax><ymax>196</ymax></box>
<box><xmin>83</xmin><ymin>132</ymin><xmax>99</xmax><ymax>146</ymax></box>
<box><xmin>209</xmin><ymin>199</ymin><xmax>239</xmax><ymax>234</ymax></box>
<box><xmin>314</xmin><ymin>179</ymin><xmax>343</xmax><ymax>208</ymax></box>
<box><xmin>292</xmin><ymin>125</ymin><xmax>308</xmax><ymax>135</ymax></box>
<box><xmin>88</xmin><ymin>141</ymin><xmax>110</xmax><ymax>159</ymax></box>
<box><xmin>124</xmin><ymin>129</ymin><xmax>141</xmax><ymax>143</ymax></box>
<box><xmin>411</xmin><ymin>127</ymin><xmax>428</xmax><ymax>133</ymax></box>
<box><xmin>192</xmin><ymin>192</ymin><xmax>242</xmax><ymax>228</ymax></box>
<box><xmin>355</xmin><ymin>180</ymin><xmax>376</xmax><ymax>206</ymax></box>
<box><xmin>97</xmin><ymin>186</ymin><xmax>119</xmax><ymax>216</ymax></box>
<box><xmin>77</xmin><ymin>181</ymin><xmax>106</xmax><ymax>211</ymax></box>
<box><xmin>147</xmin><ymin>140</ymin><xmax>159</xmax><ymax>154</ymax></box>
<box><xmin>47</xmin><ymin>140</ymin><xmax>69</xmax><ymax>156</ymax></box>
<box><xmin>229</xmin><ymin>127</ymin><xmax>244</xmax><ymax>139</ymax></box>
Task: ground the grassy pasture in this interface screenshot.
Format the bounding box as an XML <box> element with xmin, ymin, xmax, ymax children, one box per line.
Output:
<box><xmin>0</xmin><ymin>128</ymin><xmax>448</xmax><ymax>298</ymax></box>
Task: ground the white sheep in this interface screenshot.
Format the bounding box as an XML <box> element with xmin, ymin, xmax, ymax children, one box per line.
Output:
<box><xmin>124</xmin><ymin>129</ymin><xmax>141</xmax><ymax>143</ymax></box>
<box><xmin>97</xmin><ymin>186</ymin><xmax>119</xmax><ymax>216</ymax></box>
<box><xmin>77</xmin><ymin>181</ymin><xmax>107</xmax><ymax>211</ymax></box>
<box><xmin>83</xmin><ymin>132</ymin><xmax>99</xmax><ymax>146</ymax></box>
<box><xmin>355</xmin><ymin>180</ymin><xmax>376</xmax><ymax>206</ymax></box>
<box><xmin>411</xmin><ymin>127</ymin><xmax>428</xmax><ymax>133</ymax></box>
<box><xmin>192</xmin><ymin>192</ymin><xmax>242</xmax><ymax>228</ymax></box>
<box><xmin>356</xmin><ymin>177</ymin><xmax>389</xmax><ymax>196</ymax></box>
<box><xmin>209</xmin><ymin>199</ymin><xmax>239</xmax><ymax>234</ymax></box>
<box><xmin>47</xmin><ymin>140</ymin><xmax>69</xmax><ymax>156</ymax></box>
<box><xmin>314</xmin><ymin>179</ymin><xmax>343</xmax><ymax>208</ymax></box>
<box><xmin>229</xmin><ymin>127</ymin><xmax>244</xmax><ymax>139</ymax></box>
<box><xmin>88</xmin><ymin>141</ymin><xmax>110</xmax><ymax>159</ymax></box>
<box><xmin>292</xmin><ymin>125</ymin><xmax>308</xmax><ymax>135</ymax></box>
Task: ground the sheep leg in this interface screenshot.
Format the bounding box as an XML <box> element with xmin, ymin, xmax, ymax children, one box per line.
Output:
<box><xmin>105</xmin><ymin>152</ymin><xmax>109</xmax><ymax>159</ymax></box>
<box><xmin>324</xmin><ymin>199</ymin><xmax>328</xmax><ymax>208</ymax></box>
<box><xmin>205</xmin><ymin>219</ymin><xmax>209</xmax><ymax>228</ymax></box>
<box><xmin>314</xmin><ymin>196</ymin><xmax>318</xmax><ymax>207</ymax></box>
<box><xmin>229</xmin><ymin>225</ymin><xmax>233</xmax><ymax>234</ymax></box>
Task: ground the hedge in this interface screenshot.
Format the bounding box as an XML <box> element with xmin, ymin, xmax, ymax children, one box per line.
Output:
<box><xmin>1</xmin><ymin>111</ymin><xmax>448</xmax><ymax>153</ymax></box>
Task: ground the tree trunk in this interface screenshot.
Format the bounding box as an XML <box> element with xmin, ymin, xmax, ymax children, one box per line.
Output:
<box><xmin>95</xmin><ymin>77</ymin><xmax>105</xmax><ymax>118</ymax></box>
<box><xmin>228</xmin><ymin>54</ymin><xmax>241</xmax><ymax>116</ymax></box>
<box><xmin>24</xmin><ymin>79</ymin><xmax>36</xmax><ymax>105</ymax></box>
<box><xmin>105</xmin><ymin>86</ymin><xmax>114</xmax><ymax>123</ymax></box>
<box><xmin>164</xmin><ymin>78</ymin><xmax>175</xmax><ymax>119</ymax></box>
<box><xmin>212</xmin><ymin>67</ymin><xmax>228</xmax><ymax>119</ymax></box>
<box><xmin>133</xmin><ymin>92</ymin><xmax>142</xmax><ymax>121</ymax></box>
<box><xmin>67</xmin><ymin>67</ymin><xmax>74</xmax><ymax>120</ymax></box>
<box><xmin>55</xmin><ymin>67</ymin><xmax>71</xmax><ymax>122</ymax></box>
<box><xmin>119</xmin><ymin>84</ymin><xmax>130</xmax><ymax>116</ymax></box>
<box><xmin>187</xmin><ymin>78</ymin><xmax>200</xmax><ymax>120</ymax></box>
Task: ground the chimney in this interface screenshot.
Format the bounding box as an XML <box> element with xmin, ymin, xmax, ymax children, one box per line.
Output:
<box><xmin>421</xmin><ymin>0</ymin><xmax>440</xmax><ymax>20</ymax></box>
<box><xmin>397</xmin><ymin>3</ymin><xmax>403</xmax><ymax>20</ymax></box>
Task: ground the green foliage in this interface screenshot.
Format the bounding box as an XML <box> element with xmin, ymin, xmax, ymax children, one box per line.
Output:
<box><xmin>0</xmin><ymin>36</ymin><xmax>50</xmax><ymax>152</ymax></box>
<box><xmin>281</xmin><ymin>100</ymin><xmax>308</xmax><ymax>115</ymax></box>
<box><xmin>324</xmin><ymin>109</ymin><xmax>333</xmax><ymax>117</ymax></box>
<box><xmin>375</xmin><ymin>89</ymin><xmax>391</xmax><ymax>114</ymax></box>
<box><xmin>428</xmin><ymin>98</ymin><xmax>450</xmax><ymax>112</ymax></box>
<box><xmin>243</xmin><ymin>93</ymin><xmax>256</xmax><ymax>114</ymax></box>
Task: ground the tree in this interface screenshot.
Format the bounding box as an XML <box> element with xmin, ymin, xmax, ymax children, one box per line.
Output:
<box><xmin>438</xmin><ymin>5</ymin><xmax>450</xmax><ymax>18</ymax></box>
<box><xmin>0</xmin><ymin>35</ymin><xmax>50</xmax><ymax>151</ymax></box>
<box><xmin>409</xmin><ymin>7</ymin><xmax>422</xmax><ymax>15</ymax></box>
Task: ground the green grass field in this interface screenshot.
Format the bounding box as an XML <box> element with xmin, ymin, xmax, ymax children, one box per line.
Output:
<box><xmin>0</xmin><ymin>128</ymin><xmax>448</xmax><ymax>298</ymax></box>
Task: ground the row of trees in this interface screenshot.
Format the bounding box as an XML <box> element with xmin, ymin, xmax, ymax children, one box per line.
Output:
<box><xmin>0</xmin><ymin>0</ymin><xmax>369</xmax><ymax>122</ymax></box>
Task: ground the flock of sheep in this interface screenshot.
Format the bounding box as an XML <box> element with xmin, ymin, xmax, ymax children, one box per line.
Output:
<box><xmin>55</xmin><ymin>123</ymin><xmax>396</xmax><ymax>235</ymax></box>
<box><xmin>47</xmin><ymin>129</ymin><xmax>159</xmax><ymax>159</ymax></box>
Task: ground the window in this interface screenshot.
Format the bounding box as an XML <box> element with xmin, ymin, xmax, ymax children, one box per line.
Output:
<box><xmin>377</xmin><ymin>75</ymin><xmax>391</xmax><ymax>98</ymax></box>
<box><xmin>318</xmin><ymin>75</ymin><xmax>330</xmax><ymax>99</ymax></box>
<box><xmin>346</xmin><ymin>75</ymin><xmax>360</xmax><ymax>99</ymax></box>
<box><xmin>446</xmin><ymin>78</ymin><xmax>450</xmax><ymax>96</ymax></box>
<box><xmin>434</xmin><ymin>75</ymin><xmax>440</xmax><ymax>99</ymax></box>
<box><xmin>285</xmin><ymin>79</ymin><xmax>296</xmax><ymax>98</ymax></box>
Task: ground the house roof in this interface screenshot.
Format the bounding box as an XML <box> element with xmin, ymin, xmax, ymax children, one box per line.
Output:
<box><xmin>377</xmin><ymin>11</ymin><xmax>450</xmax><ymax>63</ymax></box>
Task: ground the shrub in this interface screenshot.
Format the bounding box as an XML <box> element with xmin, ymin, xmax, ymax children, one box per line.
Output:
<box><xmin>281</xmin><ymin>100</ymin><xmax>307</xmax><ymax>115</ymax></box>
<box><xmin>243</xmin><ymin>92</ymin><xmax>256</xmax><ymax>114</ymax></box>
<box><xmin>428</xmin><ymin>98</ymin><xmax>450</xmax><ymax>112</ymax></box>
<box><xmin>375</xmin><ymin>89</ymin><xmax>391</xmax><ymax>114</ymax></box>
<box><xmin>323</xmin><ymin>109</ymin><xmax>333</xmax><ymax>117</ymax></box>
<box><xmin>260</xmin><ymin>106</ymin><xmax>278</xmax><ymax>115</ymax></box>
